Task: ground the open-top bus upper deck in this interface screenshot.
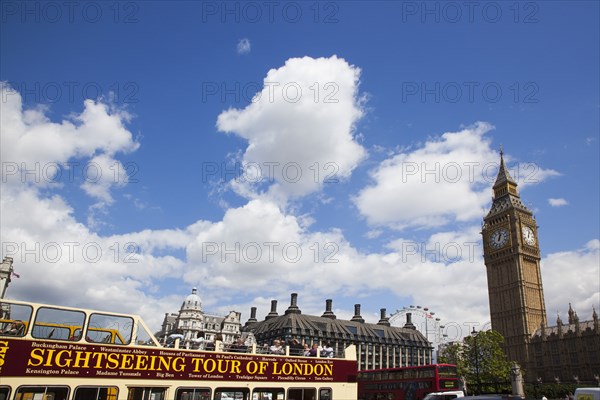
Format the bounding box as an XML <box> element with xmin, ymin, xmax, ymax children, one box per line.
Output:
<box><xmin>0</xmin><ymin>299</ymin><xmax>358</xmax><ymax>400</ymax></box>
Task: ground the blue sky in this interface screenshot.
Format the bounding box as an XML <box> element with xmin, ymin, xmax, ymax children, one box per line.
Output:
<box><xmin>1</xmin><ymin>1</ymin><xmax>598</xmax><ymax>344</ymax></box>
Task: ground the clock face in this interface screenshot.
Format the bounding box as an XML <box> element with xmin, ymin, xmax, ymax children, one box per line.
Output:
<box><xmin>522</xmin><ymin>226</ymin><xmax>536</xmax><ymax>246</ymax></box>
<box><xmin>489</xmin><ymin>228</ymin><xmax>509</xmax><ymax>249</ymax></box>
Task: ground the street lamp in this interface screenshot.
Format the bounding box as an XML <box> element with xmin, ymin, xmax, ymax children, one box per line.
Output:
<box><xmin>471</xmin><ymin>328</ymin><xmax>481</xmax><ymax>395</ymax></box>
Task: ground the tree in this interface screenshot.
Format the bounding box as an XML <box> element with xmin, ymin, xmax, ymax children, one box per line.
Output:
<box><xmin>438</xmin><ymin>330</ymin><xmax>512</xmax><ymax>394</ymax></box>
<box><xmin>438</xmin><ymin>342</ymin><xmax>469</xmax><ymax>377</ymax></box>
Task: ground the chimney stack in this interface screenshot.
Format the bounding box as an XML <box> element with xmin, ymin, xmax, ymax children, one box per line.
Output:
<box><xmin>285</xmin><ymin>293</ymin><xmax>301</xmax><ymax>315</ymax></box>
<box><xmin>378</xmin><ymin>308</ymin><xmax>390</xmax><ymax>326</ymax></box>
<box><xmin>265</xmin><ymin>300</ymin><xmax>279</xmax><ymax>320</ymax></box>
<box><xmin>245</xmin><ymin>307</ymin><xmax>258</xmax><ymax>326</ymax></box>
<box><xmin>351</xmin><ymin>304</ymin><xmax>365</xmax><ymax>323</ymax></box>
<box><xmin>403</xmin><ymin>312</ymin><xmax>416</xmax><ymax>329</ymax></box>
<box><xmin>321</xmin><ymin>299</ymin><xmax>336</xmax><ymax>319</ymax></box>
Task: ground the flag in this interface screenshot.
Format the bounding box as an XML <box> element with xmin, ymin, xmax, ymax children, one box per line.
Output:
<box><xmin>11</xmin><ymin>271</ymin><xmax>20</xmax><ymax>278</ymax></box>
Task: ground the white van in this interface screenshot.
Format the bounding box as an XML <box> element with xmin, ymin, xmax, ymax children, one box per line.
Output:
<box><xmin>423</xmin><ymin>391</ymin><xmax>465</xmax><ymax>400</ymax></box>
<box><xmin>574</xmin><ymin>388</ymin><xmax>600</xmax><ymax>400</ymax></box>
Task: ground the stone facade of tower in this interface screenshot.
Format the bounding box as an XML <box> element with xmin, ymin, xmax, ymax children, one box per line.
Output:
<box><xmin>482</xmin><ymin>151</ymin><xmax>599</xmax><ymax>383</ymax></box>
<box><xmin>482</xmin><ymin>151</ymin><xmax>547</xmax><ymax>371</ymax></box>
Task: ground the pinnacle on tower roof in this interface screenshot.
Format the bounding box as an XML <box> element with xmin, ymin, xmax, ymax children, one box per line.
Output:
<box><xmin>568</xmin><ymin>303</ymin><xmax>576</xmax><ymax>324</ymax></box>
<box><xmin>493</xmin><ymin>146</ymin><xmax>517</xmax><ymax>189</ymax></box>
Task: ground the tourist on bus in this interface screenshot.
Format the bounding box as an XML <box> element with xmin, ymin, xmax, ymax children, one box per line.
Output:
<box><xmin>206</xmin><ymin>333</ymin><xmax>223</xmax><ymax>351</ymax></box>
<box><xmin>321</xmin><ymin>342</ymin><xmax>334</xmax><ymax>358</ymax></box>
<box><xmin>289</xmin><ymin>338</ymin><xmax>303</xmax><ymax>356</ymax></box>
<box><xmin>230</xmin><ymin>337</ymin><xmax>247</xmax><ymax>352</ymax></box>
<box><xmin>270</xmin><ymin>339</ymin><xmax>284</xmax><ymax>354</ymax></box>
<box><xmin>303</xmin><ymin>343</ymin><xmax>311</xmax><ymax>356</ymax></box>
<box><xmin>166</xmin><ymin>330</ymin><xmax>185</xmax><ymax>348</ymax></box>
<box><xmin>190</xmin><ymin>332</ymin><xmax>205</xmax><ymax>350</ymax></box>
<box><xmin>1</xmin><ymin>320</ymin><xmax>25</xmax><ymax>336</ymax></box>
<box><xmin>309</xmin><ymin>343</ymin><xmax>320</xmax><ymax>357</ymax></box>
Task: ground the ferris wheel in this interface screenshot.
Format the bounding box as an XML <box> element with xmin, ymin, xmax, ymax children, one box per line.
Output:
<box><xmin>389</xmin><ymin>305</ymin><xmax>448</xmax><ymax>347</ymax></box>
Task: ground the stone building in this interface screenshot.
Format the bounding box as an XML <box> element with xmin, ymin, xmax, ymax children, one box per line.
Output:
<box><xmin>482</xmin><ymin>150</ymin><xmax>599</xmax><ymax>383</ymax></box>
<box><xmin>156</xmin><ymin>287</ymin><xmax>242</xmax><ymax>347</ymax></box>
<box><xmin>529</xmin><ymin>305</ymin><xmax>600</xmax><ymax>383</ymax></box>
<box><xmin>243</xmin><ymin>293</ymin><xmax>432</xmax><ymax>371</ymax></box>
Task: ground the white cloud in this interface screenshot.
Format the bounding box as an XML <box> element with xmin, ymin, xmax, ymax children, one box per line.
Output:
<box><xmin>354</xmin><ymin>123</ymin><xmax>560</xmax><ymax>230</ymax></box>
<box><xmin>514</xmin><ymin>162</ymin><xmax>561</xmax><ymax>188</ymax></box>
<box><xmin>542</xmin><ymin>240</ymin><xmax>600</xmax><ymax>321</ymax></box>
<box><xmin>365</xmin><ymin>229</ymin><xmax>382</xmax><ymax>239</ymax></box>
<box><xmin>237</xmin><ymin>38</ymin><xmax>251</xmax><ymax>54</ymax></box>
<box><xmin>354</xmin><ymin>123</ymin><xmax>496</xmax><ymax>229</ymax></box>
<box><xmin>0</xmin><ymin>82</ymin><xmax>139</xmax><ymax>202</ymax></box>
<box><xmin>0</xmin><ymin>83</ymin><xmax>184</xmax><ymax>329</ymax></box>
<box><xmin>1</xmin><ymin>69</ymin><xmax>595</xmax><ymax>344</ymax></box>
<box><xmin>216</xmin><ymin>56</ymin><xmax>367</xmax><ymax>204</ymax></box>
<box><xmin>182</xmin><ymin>200</ymin><xmax>491</xmax><ymax>336</ymax></box>
<box><xmin>548</xmin><ymin>198</ymin><xmax>569</xmax><ymax>207</ymax></box>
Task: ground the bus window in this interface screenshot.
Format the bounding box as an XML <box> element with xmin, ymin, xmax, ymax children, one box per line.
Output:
<box><xmin>73</xmin><ymin>386</ymin><xmax>118</xmax><ymax>400</ymax></box>
<box><xmin>15</xmin><ymin>386</ymin><xmax>69</xmax><ymax>400</ymax></box>
<box><xmin>252</xmin><ymin>388</ymin><xmax>284</xmax><ymax>400</ymax></box>
<box><xmin>127</xmin><ymin>388</ymin><xmax>167</xmax><ymax>400</ymax></box>
<box><xmin>214</xmin><ymin>388</ymin><xmax>249</xmax><ymax>400</ymax></box>
<box><xmin>0</xmin><ymin>387</ymin><xmax>10</xmax><ymax>400</ymax></box>
<box><xmin>176</xmin><ymin>388</ymin><xmax>211</xmax><ymax>400</ymax></box>
<box><xmin>418</xmin><ymin>368</ymin><xmax>435</xmax><ymax>379</ymax></box>
<box><xmin>135</xmin><ymin>318</ymin><xmax>158</xmax><ymax>347</ymax></box>
<box><xmin>318</xmin><ymin>388</ymin><xmax>332</xmax><ymax>400</ymax></box>
<box><xmin>288</xmin><ymin>388</ymin><xmax>316</xmax><ymax>400</ymax></box>
<box><xmin>32</xmin><ymin>307</ymin><xmax>85</xmax><ymax>341</ymax></box>
<box><xmin>437</xmin><ymin>366</ymin><xmax>458</xmax><ymax>378</ymax></box>
<box><xmin>88</xmin><ymin>313</ymin><xmax>133</xmax><ymax>345</ymax></box>
<box><xmin>0</xmin><ymin>302</ymin><xmax>32</xmax><ymax>337</ymax></box>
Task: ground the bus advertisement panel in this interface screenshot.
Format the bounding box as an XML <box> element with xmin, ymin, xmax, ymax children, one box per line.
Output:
<box><xmin>0</xmin><ymin>338</ymin><xmax>356</xmax><ymax>383</ymax></box>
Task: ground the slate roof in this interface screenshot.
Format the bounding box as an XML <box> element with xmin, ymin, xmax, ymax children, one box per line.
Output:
<box><xmin>486</xmin><ymin>194</ymin><xmax>530</xmax><ymax>218</ymax></box>
<box><xmin>247</xmin><ymin>311</ymin><xmax>429</xmax><ymax>346</ymax></box>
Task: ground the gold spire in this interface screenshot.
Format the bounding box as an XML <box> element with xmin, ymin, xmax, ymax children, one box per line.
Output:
<box><xmin>493</xmin><ymin>147</ymin><xmax>518</xmax><ymax>198</ymax></box>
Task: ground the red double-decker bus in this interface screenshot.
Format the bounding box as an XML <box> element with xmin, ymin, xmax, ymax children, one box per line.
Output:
<box><xmin>357</xmin><ymin>364</ymin><xmax>460</xmax><ymax>400</ymax></box>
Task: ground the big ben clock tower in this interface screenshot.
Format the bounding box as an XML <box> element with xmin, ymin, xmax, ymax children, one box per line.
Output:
<box><xmin>482</xmin><ymin>149</ymin><xmax>547</xmax><ymax>370</ymax></box>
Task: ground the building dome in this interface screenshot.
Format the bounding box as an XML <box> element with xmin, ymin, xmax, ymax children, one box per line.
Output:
<box><xmin>181</xmin><ymin>287</ymin><xmax>202</xmax><ymax>311</ymax></box>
